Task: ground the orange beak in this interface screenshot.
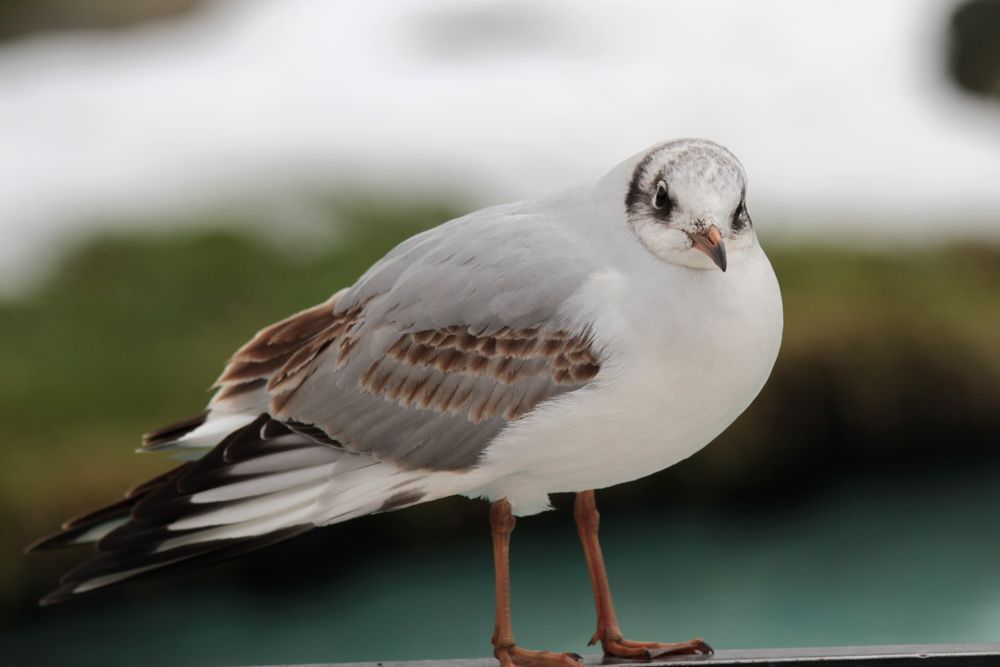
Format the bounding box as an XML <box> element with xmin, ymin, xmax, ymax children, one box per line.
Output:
<box><xmin>688</xmin><ymin>224</ymin><xmax>727</xmax><ymax>272</ymax></box>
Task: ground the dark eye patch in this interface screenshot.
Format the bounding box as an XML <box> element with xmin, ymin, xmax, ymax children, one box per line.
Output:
<box><xmin>732</xmin><ymin>200</ymin><xmax>750</xmax><ymax>231</ymax></box>
<box><xmin>652</xmin><ymin>180</ymin><xmax>672</xmax><ymax>216</ymax></box>
<box><xmin>654</xmin><ymin>182</ymin><xmax>667</xmax><ymax>208</ymax></box>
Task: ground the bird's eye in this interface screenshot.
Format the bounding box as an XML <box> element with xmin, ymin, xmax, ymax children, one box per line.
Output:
<box><xmin>652</xmin><ymin>180</ymin><xmax>670</xmax><ymax>211</ymax></box>
<box><xmin>732</xmin><ymin>200</ymin><xmax>750</xmax><ymax>231</ymax></box>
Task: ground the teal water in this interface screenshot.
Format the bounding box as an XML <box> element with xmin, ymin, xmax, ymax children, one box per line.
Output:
<box><xmin>9</xmin><ymin>466</ymin><xmax>1000</xmax><ymax>666</ymax></box>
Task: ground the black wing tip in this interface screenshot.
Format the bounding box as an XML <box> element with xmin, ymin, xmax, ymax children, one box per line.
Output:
<box><xmin>25</xmin><ymin>530</ymin><xmax>80</xmax><ymax>554</ymax></box>
<box><xmin>26</xmin><ymin>494</ymin><xmax>140</xmax><ymax>554</ymax></box>
<box><xmin>37</xmin><ymin>523</ymin><xmax>313</xmax><ymax>607</ymax></box>
<box><xmin>38</xmin><ymin>585</ymin><xmax>76</xmax><ymax>607</ymax></box>
<box><xmin>35</xmin><ymin>416</ymin><xmax>314</xmax><ymax>605</ymax></box>
<box><xmin>141</xmin><ymin>410</ymin><xmax>209</xmax><ymax>449</ymax></box>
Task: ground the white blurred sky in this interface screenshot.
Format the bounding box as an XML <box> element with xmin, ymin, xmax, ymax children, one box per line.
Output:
<box><xmin>1</xmin><ymin>0</ymin><xmax>1000</xmax><ymax>294</ymax></box>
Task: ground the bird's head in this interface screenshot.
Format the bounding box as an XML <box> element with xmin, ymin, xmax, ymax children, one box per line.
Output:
<box><xmin>624</xmin><ymin>139</ymin><xmax>755</xmax><ymax>272</ymax></box>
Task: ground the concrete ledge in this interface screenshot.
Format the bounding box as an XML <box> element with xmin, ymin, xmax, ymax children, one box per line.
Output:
<box><xmin>267</xmin><ymin>644</ymin><xmax>1000</xmax><ymax>667</ymax></box>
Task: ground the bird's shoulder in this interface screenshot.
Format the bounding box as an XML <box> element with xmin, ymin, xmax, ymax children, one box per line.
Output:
<box><xmin>337</xmin><ymin>193</ymin><xmax>604</xmax><ymax>331</ymax></box>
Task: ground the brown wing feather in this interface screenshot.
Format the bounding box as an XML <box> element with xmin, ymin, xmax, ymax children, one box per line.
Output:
<box><xmin>356</xmin><ymin>326</ymin><xmax>598</xmax><ymax>421</ymax></box>
<box><xmin>266</xmin><ymin>312</ymin><xmax>601</xmax><ymax>469</ymax></box>
<box><xmin>210</xmin><ymin>289</ymin><xmax>601</xmax><ymax>470</ymax></box>
<box><xmin>217</xmin><ymin>294</ymin><xmax>339</xmax><ymax>385</ymax></box>
<box><xmin>212</xmin><ymin>289</ymin><xmax>347</xmax><ymax>409</ymax></box>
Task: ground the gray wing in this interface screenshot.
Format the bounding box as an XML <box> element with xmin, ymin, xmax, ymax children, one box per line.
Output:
<box><xmin>213</xmin><ymin>205</ymin><xmax>605</xmax><ymax>470</ymax></box>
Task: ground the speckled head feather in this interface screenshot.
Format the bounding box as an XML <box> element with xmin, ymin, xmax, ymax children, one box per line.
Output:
<box><xmin>624</xmin><ymin>139</ymin><xmax>755</xmax><ymax>271</ymax></box>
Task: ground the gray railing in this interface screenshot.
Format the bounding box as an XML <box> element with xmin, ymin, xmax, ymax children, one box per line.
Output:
<box><xmin>259</xmin><ymin>645</ymin><xmax>1000</xmax><ymax>667</ymax></box>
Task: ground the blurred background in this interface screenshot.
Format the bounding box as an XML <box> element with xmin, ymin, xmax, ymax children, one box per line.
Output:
<box><xmin>2</xmin><ymin>1</ymin><xmax>1000</xmax><ymax>665</ymax></box>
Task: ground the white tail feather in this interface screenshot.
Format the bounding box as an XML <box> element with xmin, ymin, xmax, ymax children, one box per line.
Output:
<box><xmin>170</xmin><ymin>479</ymin><xmax>329</xmax><ymax>530</ymax></box>
<box><xmin>156</xmin><ymin>502</ymin><xmax>318</xmax><ymax>553</ymax></box>
<box><xmin>160</xmin><ymin>455</ymin><xmax>431</xmax><ymax>553</ymax></box>
<box><xmin>227</xmin><ymin>446</ymin><xmax>341</xmax><ymax>476</ymax></box>
<box><xmin>320</xmin><ymin>469</ymin><xmax>425</xmax><ymax>522</ymax></box>
<box><xmin>190</xmin><ymin>464</ymin><xmax>338</xmax><ymax>504</ymax></box>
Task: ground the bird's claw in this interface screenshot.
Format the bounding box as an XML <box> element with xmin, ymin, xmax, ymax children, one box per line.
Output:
<box><xmin>600</xmin><ymin>635</ymin><xmax>713</xmax><ymax>661</ymax></box>
<box><xmin>495</xmin><ymin>644</ymin><xmax>584</xmax><ymax>667</ymax></box>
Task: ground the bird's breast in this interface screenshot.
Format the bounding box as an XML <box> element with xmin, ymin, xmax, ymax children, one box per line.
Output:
<box><xmin>476</xmin><ymin>250</ymin><xmax>782</xmax><ymax>506</ymax></box>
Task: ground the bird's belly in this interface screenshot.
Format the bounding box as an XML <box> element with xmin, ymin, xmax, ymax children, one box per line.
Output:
<box><xmin>472</xmin><ymin>277</ymin><xmax>781</xmax><ymax>514</ymax></box>
<box><xmin>495</xmin><ymin>359</ymin><xmax>763</xmax><ymax>499</ymax></box>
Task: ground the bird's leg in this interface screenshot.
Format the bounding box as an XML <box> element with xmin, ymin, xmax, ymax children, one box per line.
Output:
<box><xmin>573</xmin><ymin>490</ymin><xmax>713</xmax><ymax>660</ymax></box>
<box><xmin>491</xmin><ymin>499</ymin><xmax>582</xmax><ymax>667</ymax></box>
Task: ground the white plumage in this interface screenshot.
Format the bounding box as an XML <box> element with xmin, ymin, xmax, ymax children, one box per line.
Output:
<box><xmin>30</xmin><ymin>139</ymin><xmax>782</xmax><ymax>620</ymax></box>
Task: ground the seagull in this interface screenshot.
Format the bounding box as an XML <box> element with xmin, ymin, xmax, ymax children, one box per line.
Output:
<box><xmin>28</xmin><ymin>139</ymin><xmax>783</xmax><ymax>666</ymax></box>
